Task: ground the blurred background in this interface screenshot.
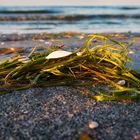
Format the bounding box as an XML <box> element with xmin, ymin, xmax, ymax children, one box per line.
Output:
<box><xmin>0</xmin><ymin>0</ymin><xmax>140</xmax><ymax>34</ymax></box>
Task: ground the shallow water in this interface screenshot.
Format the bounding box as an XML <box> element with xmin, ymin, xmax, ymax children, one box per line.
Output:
<box><xmin>0</xmin><ymin>6</ymin><xmax>140</xmax><ymax>34</ymax></box>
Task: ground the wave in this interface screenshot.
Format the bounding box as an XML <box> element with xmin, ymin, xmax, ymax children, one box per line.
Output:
<box><xmin>0</xmin><ymin>6</ymin><xmax>140</xmax><ymax>14</ymax></box>
<box><xmin>118</xmin><ymin>7</ymin><xmax>140</xmax><ymax>10</ymax></box>
<box><xmin>0</xmin><ymin>10</ymin><xmax>60</xmax><ymax>14</ymax></box>
<box><xmin>48</xmin><ymin>14</ymin><xmax>140</xmax><ymax>20</ymax></box>
<box><xmin>0</xmin><ymin>14</ymin><xmax>140</xmax><ymax>21</ymax></box>
<box><xmin>77</xmin><ymin>6</ymin><xmax>140</xmax><ymax>10</ymax></box>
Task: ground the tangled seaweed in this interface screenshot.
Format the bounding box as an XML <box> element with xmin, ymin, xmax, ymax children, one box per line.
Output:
<box><xmin>0</xmin><ymin>34</ymin><xmax>140</xmax><ymax>101</ymax></box>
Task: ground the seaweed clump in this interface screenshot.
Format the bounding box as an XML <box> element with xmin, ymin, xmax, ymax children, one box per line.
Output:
<box><xmin>0</xmin><ymin>34</ymin><xmax>140</xmax><ymax>101</ymax></box>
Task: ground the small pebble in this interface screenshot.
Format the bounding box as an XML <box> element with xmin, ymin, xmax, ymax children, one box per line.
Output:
<box><xmin>129</xmin><ymin>50</ymin><xmax>135</xmax><ymax>54</ymax></box>
<box><xmin>68</xmin><ymin>113</ymin><xmax>74</xmax><ymax>118</ymax></box>
<box><xmin>88</xmin><ymin>120</ymin><xmax>99</xmax><ymax>129</ymax></box>
<box><xmin>45</xmin><ymin>41</ymin><xmax>52</xmax><ymax>45</ymax></box>
<box><xmin>76</xmin><ymin>52</ymin><xmax>83</xmax><ymax>56</ymax></box>
<box><xmin>18</xmin><ymin>56</ymin><xmax>31</xmax><ymax>63</ymax></box>
<box><xmin>78</xmin><ymin>35</ymin><xmax>85</xmax><ymax>40</ymax></box>
<box><xmin>117</xmin><ymin>80</ymin><xmax>126</xmax><ymax>85</ymax></box>
<box><xmin>10</xmin><ymin>48</ymin><xmax>16</xmax><ymax>51</ymax></box>
<box><xmin>38</xmin><ymin>39</ymin><xmax>44</xmax><ymax>42</ymax></box>
<box><xmin>1</xmin><ymin>42</ymin><xmax>5</xmax><ymax>45</ymax></box>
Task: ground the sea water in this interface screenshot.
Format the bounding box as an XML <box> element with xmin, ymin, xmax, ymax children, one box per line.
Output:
<box><xmin>0</xmin><ymin>6</ymin><xmax>140</xmax><ymax>34</ymax></box>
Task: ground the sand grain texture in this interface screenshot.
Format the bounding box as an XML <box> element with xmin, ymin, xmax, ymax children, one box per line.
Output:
<box><xmin>1</xmin><ymin>87</ymin><xmax>140</xmax><ymax>140</ymax></box>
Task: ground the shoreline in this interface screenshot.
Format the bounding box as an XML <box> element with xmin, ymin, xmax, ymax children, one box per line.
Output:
<box><xmin>0</xmin><ymin>32</ymin><xmax>140</xmax><ymax>40</ymax></box>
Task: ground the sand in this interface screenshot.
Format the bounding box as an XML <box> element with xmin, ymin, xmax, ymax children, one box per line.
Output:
<box><xmin>1</xmin><ymin>87</ymin><xmax>140</xmax><ymax>140</ymax></box>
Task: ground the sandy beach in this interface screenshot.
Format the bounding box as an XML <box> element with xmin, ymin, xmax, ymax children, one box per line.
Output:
<box><xmin>0</xmin><ymin>32</ymin><xmax>140</xmax><ymax>140</ymax></box>
<box><xmin>1</xmin><ymin>87</ymin><xmax>140</xmax><ymax>140</ymax></box>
